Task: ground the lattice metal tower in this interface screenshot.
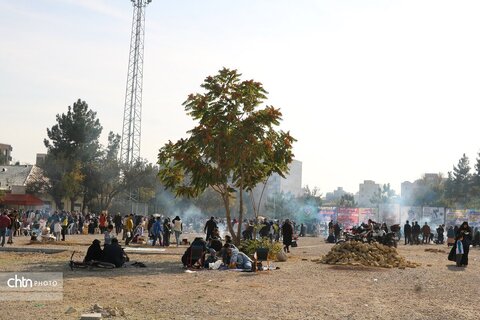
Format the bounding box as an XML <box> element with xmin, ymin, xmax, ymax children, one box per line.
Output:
<box><xmin>120</xmin><ymin>0</ymin><xmax>152</xmax><ymax>166</ymax></box>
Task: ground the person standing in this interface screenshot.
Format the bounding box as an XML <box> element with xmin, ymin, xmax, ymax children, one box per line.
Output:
<box><xmin>152</xmin><ymin>217</ymin><xmax>163</xmax><ymax>246</ymax></box>
<box><xmin>447</xmin><ymin>226</ymin><xmax>455</xmax><ymax>246</ymax></box>
<box><xmin>61</xmin><ymin>213</ymin><xmax>69</xmax><ymax>241</ymax></box>
<box><xmin>53</xmin><ymin>220</ymin><xmax>62</xmax><ymax>241</ymax></box>
<box><xmin>422</xmin><ymin>222</ymin><xmax>431</xmax><ymax>244</ymax></box>
<box><xmin>99</xmin><ymin>213</ymin><xmax>107</xmax><ymax>234</ymax></box>
<box><xmin>0</xmin><ymin>211</ymin><xmax>11</xmax><ymax>247</ymax></box>
<box><xmin>436</xmin><ymin>224</ymin><xmax>445</xmax><ymax>244</ymax></box>
<box><xmin>456</xmin><ymin>221</ymin><xmax>472</xmax><ymax>266</ymax></box>
<box><xmin>113</xmin><ymin>213</ymin><xmax>122</xmax><ymax>236</ymax></box>
<box><xmin>7</xmin><ymin>211</ymin><xmax>16</xmax><ymax>244</ymax></box>
<box><xmin>125</xmin><ymin>214</ymin><xmax>134</xmax><ymax>245</ymax></box>
<box><xmin>281</xmin><ymin>219</ymin><xmax>294</xmax><ymax>253</ymax></box>
<box><xmin>204</xmin><ymin>216</ymin><xmax>217</xmax><ymax>241</ymax></box>
<box><xmin>104</xmin><ymin>224</ymin><xmax>116</xmax><ymax>246</ymax></box>
<box><xmin>404</xmin><ymin>221</ymin><xmax>412</xmax><ymax>245</ymax></box>
<box><xmin>412</xmin><ymin>221</ymin><xmax>421</xmax><ymax>245</ymax></box>
<box><xmin>456</xmin><ymin>234</ymin><xmax>464</xmax><ymax>267</ymax></box>
<box><xmin>163</xmin><ymin>218</ymin><xmax>171</xmax><ymax>247</ymax></box>
<box><xmin>172</xmin><ymin>216</ymin><xmax>183</xmax><ymax>247</ymax></box>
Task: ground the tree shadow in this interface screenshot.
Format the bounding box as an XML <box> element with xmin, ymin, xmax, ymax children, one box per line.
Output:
<box><xmin>17</xmin><ymin>258</ymin><xmax>187</xmax><ymax>279</ymax></box>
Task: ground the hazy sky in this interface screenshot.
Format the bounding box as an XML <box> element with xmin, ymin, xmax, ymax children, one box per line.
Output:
<box><xmin>1</xmin><ymin>0</ymin><xmax>480</xmax><ymax>195</ymax></box>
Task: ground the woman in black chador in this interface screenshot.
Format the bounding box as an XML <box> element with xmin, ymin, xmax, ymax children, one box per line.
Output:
<box><xmin>456</xmin><ymin>221</ymin><xmax>472</xmax><ymax>266</ymax></box>
<box><xmin>281</xmin><ymin>219</ymin><xmax>294</xmax><ymax>253</ymax></box>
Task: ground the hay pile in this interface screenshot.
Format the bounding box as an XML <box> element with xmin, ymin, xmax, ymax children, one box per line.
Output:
<box><xmin>313</xmin><ymin>241</ymin><xmax>420</xmax><ymax>269</ymax></box>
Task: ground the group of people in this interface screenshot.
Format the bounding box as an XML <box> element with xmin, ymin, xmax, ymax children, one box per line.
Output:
<box><xmin>84</xmin><ymin>238</ymin><xmax>129</xmax><ymax>268</ymax></box>
<box><xmin>403</xmin><ymin>221</ymin><xmax>442</xmax><ymax>245</ymax></box>
<box><xmin>179</xmin><ymin>217</ymin><xmax>296</xmax><ymax>270</ymax></box>
<box><xmin>181</xmin><ymin>235</ymin><xmax>254</xmax><ymax>270</ymax></box>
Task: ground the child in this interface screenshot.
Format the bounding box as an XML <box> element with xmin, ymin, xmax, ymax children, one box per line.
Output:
<box><xmin>456</xmin><ymin>234</ymin><xmax>464</xmax><ymax>267</ymax></box>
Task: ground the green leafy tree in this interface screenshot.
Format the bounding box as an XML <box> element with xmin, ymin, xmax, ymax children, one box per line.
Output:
<box><xmin>84</xmin><ymin>132</ymin><xmax>123</xmax><ymax>211</ymax></box>
<box><xmin>158</xmin><ymin>68</ymin><xmax>295</xmax><ymax>244</ymax></box>
<box><xmin>444</xmin><ymin>154</ymin><xmax>471</xmax><ymax>207</ymax></box>
<box><xmin>411</xmin><ymin>174</ymin><xmax>446</xmax><ymax>207</ymax></box>
<box><xmin>43</xmin><ymin>99</ymin><xmax>103</xmax><ymax>210</ymax></box>
<box><xmin>468</xmin><ymin>152</ymin><xmax>480</xmax><ymax>207</ymax></box>
<box><xmin>44</xmin><ymin>99</ymin><xmax>102</xmax><ymax>162</ymax></box>
<box><xmin>336</xmin><ymin>193</ymin><xmax>357</xmax><ymax>208</ymax></box>
<box><xmin>62</xmin><ymin>162</ymin><xmax>85</xmax><ymax>211</ymax></box>
<box><xmin>370</xmin><ymin>183</ymin><xmax>395</xmax><ymax>207</ymax></box>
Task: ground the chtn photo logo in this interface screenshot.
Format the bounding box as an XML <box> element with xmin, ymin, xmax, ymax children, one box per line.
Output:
<box><xmin>7</xmin><ymin>274</ymin><xmax>58</xmax><ymax>288</ymax></box>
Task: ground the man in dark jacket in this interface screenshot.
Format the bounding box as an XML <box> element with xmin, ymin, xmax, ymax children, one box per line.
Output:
<box><xmin>204</xmin><ymin>217</ymin><xmax>217</xmax><ymax>241</ymax></box>
<box><xmin>436</xmin><ymin>225</ymin><xmax>445</xmax><ymax>244</ymax></box>
<box><xmin>103</xmin><ymin>238</ymin><xmax>128</xmax><ymax>268</ymax></box>
<box><xmin>404</xmin><ymin>220</ymin><xmax>412</xmax><ymax>245</ymax></box>
<box><xmin>412</xmin><ymin>222</ymin><xmax>421</xmax><ymax>245</ymax></box>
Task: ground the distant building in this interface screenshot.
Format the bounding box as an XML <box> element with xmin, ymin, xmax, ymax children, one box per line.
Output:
<box><xmin>251</xmin><ymin>159</ymin><xmax>303</xmax><ymax>213</ymax></box>
<box><xmin>36</xmin><ymin>153</ymin><xmax>47</xmax><ymax>167</ymax></box>
<box><xmin>355</xmin><ymin>180</ymin><xmax>380</xmax><ymax>207</ymax></box>
<box><xmin>401</xmin><ymin>173</ymin><xmax>445</xmax><ymax>206</ymax></box>
<box><xmin>0</xmin><ymin>164</ymin><xmax>82</xmax><ymax>211</ymax></box>
<box><xmin>325</xmin><ymin>187</ymin><xmax>348</xmax><ymax>203</ymax></box>
<box><xmin>0</xmin><ymin>143</ymin><xmax>12</xmax><ymax>165</ymax></box>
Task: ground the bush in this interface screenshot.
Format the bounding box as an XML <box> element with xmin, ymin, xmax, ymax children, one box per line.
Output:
<box><xmin>239</xmin><ymin>238</ymin><xmax>282</xmax><ymax>260</ymax></box>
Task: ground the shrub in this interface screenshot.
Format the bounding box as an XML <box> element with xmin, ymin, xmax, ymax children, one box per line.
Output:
<box><xmin>239</xmin><ymin>238</ymin><xmax>282</xmax><ymax>260</ymax></box>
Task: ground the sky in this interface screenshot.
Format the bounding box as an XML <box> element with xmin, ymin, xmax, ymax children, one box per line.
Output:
<box><xmin>1</xmin><ymin>0</ymin><xmax>480</xmax><ymax>196</ymax></box>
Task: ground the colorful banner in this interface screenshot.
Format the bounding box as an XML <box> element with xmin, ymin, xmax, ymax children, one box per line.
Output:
<box><xmin>400</xmin><ymin>206</ymin><xmax>422</xmax><ymax>224</ymax></box>
<box><xmin>358</xmin><ymin>208</ymin><xmax>377</xmax><ymax>224</ymax></box>
<box><xmin>318</xmin><ymin>207</ymin><xmax>337</xmax><ymax>223</ymax></box>
<box><xmin>423</xmin><ymin>207</ymin><xmax>445</xmax><ymax>226</ymax></box>
<box><xmin>379</xmin><ymin>204</ymin><xmax>401</xmax><ymax>226</ymax></box>
<box><xmin>445</xmin><ymin>209</ymin><xmax>466</xmax><ymax>227</ymax></box>
<box><xmin>467</xmin><ymin>210</ymin><xmax>480</xmax><ymax>228</ymax></box>
<box><xmin>337</xmin><ymin>208</ymin><xmax>359</xmax><ymax>229</ymax></box>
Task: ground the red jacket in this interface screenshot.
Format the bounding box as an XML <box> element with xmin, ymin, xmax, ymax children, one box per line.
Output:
<box><xmin>0</xmin><ymin>215</ymin><xmax>11</xmax><ymax>229</ymax></box>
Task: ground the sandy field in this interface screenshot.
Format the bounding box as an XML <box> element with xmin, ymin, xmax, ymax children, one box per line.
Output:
<box><xmin>0</xmin><ymin>234</ymin><xmax>478</xmax><ymax>320</ymax></box>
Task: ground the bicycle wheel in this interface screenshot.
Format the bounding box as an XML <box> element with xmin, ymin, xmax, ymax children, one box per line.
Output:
<box><xmin>91</xmin><ymin>262</ymin><xmax>116</xmax><ymax>269</ymax></box>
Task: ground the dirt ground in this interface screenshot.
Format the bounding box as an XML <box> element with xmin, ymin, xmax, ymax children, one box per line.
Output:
<box><xmin>0</xmin><ymin>234</ymin><xmax>478</xmax><ymax>320</ymax></box>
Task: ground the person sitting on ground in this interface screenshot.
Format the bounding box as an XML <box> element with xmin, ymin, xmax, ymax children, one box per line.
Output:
<box><xmin>227</xmin><ymin>247</ymin><xmax>253</xmax><ymax>270</ymax></box>
<box><xmin>181</xmin><ymin>237</ymin><xmax>208</xmax><ymax>268</ymax></box>
<box><xmin>204</xmin><ymin>248</ymin><xmax>218</xmax><ymax>268</ymax></box>
<box><xmin>104</xmin><ymin>224</ymin><xmax>116</xmax><ymax>246</ymax></box>
<box><xmin>84</xmin><ymin>239</ymin><xmax>104</xmax><ymax>263</ymax></box>
<box><xmin>208</xmin><ymin>236</ymin><xmax>223</xmax><ymax>252</ymax></box>
<box><xmin>103</xmin><ymin>238</ymin><xmax>129</xmax><ymax>268</ymax></box>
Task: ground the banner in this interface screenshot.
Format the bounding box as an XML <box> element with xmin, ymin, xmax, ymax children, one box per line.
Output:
<box><xmin>336</xmin><ymin>208</ymin><xmax>359</xmax><ymax>229</ymax></box>
<box><xmin>318</xmin><ymin>207</ymin><xmax>337</xmax><ymax>223</ymax></box>
<box><xmin>445</xmin><ymin>209</ymin><xmax>466</xmax><ymax>227</ymax></box>
<box><xmin>423</xmin><ymin>207</ymin><xmax>445</xmax><ymax>226</ymax></box>
<box><xmin>400</xmin><ymin>206</ymin><xmax>422</xmax><ymax>224</ymax></box>
<box><xmin>467</xmin><ymin>209</ymin><xmax>480</xmax><ymax>228</ymax></box>
<box><xmin>379</xmin><ymin>204</ymin><xmax>401</xmax><ymax>226</ymax></box>
<box><xmin>358</xmin><ymin>208</ymin><xmax>377</xmax><ymax>224</ymax></box>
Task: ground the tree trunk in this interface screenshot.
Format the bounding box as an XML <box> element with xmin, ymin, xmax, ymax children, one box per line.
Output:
<box><xmin>223</xmin><ymin>193</ymin><xmax>236</xmax><ymax>241</ymax></box>
<box><xmin>54</xmin><ymin>197</ymin><xmax>63</xmax><ymax>210</ymax></box>
<box><xmin>236</xmin><ymin>188</ymin><xmax>243</xmax><ymax>246</ymax></box>
<box><xmin>70</xmin><ymin>197</ymin><xmax>76</xmax><ymax>212</ymax></box>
